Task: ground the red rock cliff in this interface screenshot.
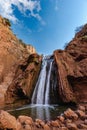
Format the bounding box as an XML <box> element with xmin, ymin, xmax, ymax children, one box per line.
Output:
<box><xmin>54</xmin><ymin>24</ymin><xmax>87</xmax><ymax>103</ymax></box>
<box><xmin>5</xmin><ymin>54</ymin><xmax>42</xmax><ymax>104</ymax></box>
<box><xmin>0</xmin><ymin>16</ymin><xmax>37</xmax><ymax>105</ymax></box>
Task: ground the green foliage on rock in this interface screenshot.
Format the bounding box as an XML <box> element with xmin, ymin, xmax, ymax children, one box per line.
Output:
<box><xmin>64</xmin><ymin>42</ymin><xmax>69</xmax><ymax>49</ymax></box>
<box><xmin>81</xmin><ymin>35</ymin><xmax>87</xmax><ymax>41</ymax></box>
<box><xmin>18</xmin><ymin>39</ymin><xmax>26</xmax><ymax>48</ymax></box>
<box><xmin>75</xmin><ymin>25</ymin><xmax>83</xmax><ymax>33</ymax></box>
<box><xmin>4</xmin><ymin>18</ymin><xmax>11</xmax><ymax>27</ymax></box>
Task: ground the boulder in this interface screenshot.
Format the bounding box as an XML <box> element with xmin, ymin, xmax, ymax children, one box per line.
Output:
<box><xmin>35</xmin><ymin>122</ymin><xmax>41</xmax><ymax>128</ymax></box>
<box><xmin>57</xmin><ymin>115</ymin><xmax>65</xmax><ymax>123</ymax></box>
<box><xmin>44</xmin><ymin>124</ymin><xmax>51</xmax><ymax>130</ymax></box>
<box><xmin>84</xmin><ymin>119</ymin><xmax>87</xmax><ymax>125</ymax></box>
<box><xmin>65</xmin><ymin>119</ymin><xmax>72</xmax><ymax>124</ymax></box>
<box><xmin>64</xmin><ymin>108</ymin><xmax>78</xmax><ymax>120</ymax></box>
<box><xmin>78</xmin><ymin>105</ymin><xmax>85</xmax><ymax>112</ymax></box>
<box><xmin>16</xmin><ymin>122</ymin><xmax>22</xmax><ymax>130</ymax></box>
<box><xmin>18</xmin><ymin>115</ymin><xmax>33</xmax><ymax>125</ymax></box>
<box><xmin>51</xmin><ymin>120</ymin><xmax>60</xmax><ymax>127</ymax></box>
<box><xmin>35</xmin><ymin>119</ymin><xmax>45</xmax><ymax>128</ymax></box>
<box><xmin>76</xmin><ymin>110</ymin><xmax>85</xmax><ymax>117</ymax></box>
<box><xmin>23</xmin><ymin>124</ymin><xmax>32</xmax><ymax>130</ymax></box>
<box><xmin>78</xmin><ymin>124</ymin><xmax>87</xmax><ymax>129</ymax></box>
<box><xmin>17</xmin><ymin>115</ymin><xmax>33</xmax><ymax>130</ymax></box>
<box><xmin>80</xmin><ymin>114</ymin><xmax>87</xmax><ymax>120</ymax></box>
<box><xmin>0</xmin><ymin>110</ymin><xmax>17</xmax><ymax>130</ymax></box>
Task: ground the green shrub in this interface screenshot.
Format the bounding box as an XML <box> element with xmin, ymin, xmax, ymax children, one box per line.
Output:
<box><xmin>64</xmin><ymin>42</ymin><xmax>69</xmax><ymax>49</ymax></box>
<box><xmin>19</xmin><ymin>39</ymin><xmax>26</xmax><ymax>48</ymax></box>
<box><xmin>81</xmin><ymin>35</ymin><xmax>87</xmax><ymax>41</ymax></box>
<box><xmin>4</xmin><ymin>18</ymin><xmax>11</xmax><ymax>27</ymax></box>
<box><xmin>75</xmin><ymin>25</ymin><xmax>83</xmax><ymax>34</ymax></box>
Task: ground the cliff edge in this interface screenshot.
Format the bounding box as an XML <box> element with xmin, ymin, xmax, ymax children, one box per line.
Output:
<box><xmin>0</xmin><ymin>16</ymin><xmax>37</xmax><ymax>105</ymax></box>
<box><xmin>54</xmin><ymin>24</ymin><xmax>87</xmax><ymax>103</ymax></box>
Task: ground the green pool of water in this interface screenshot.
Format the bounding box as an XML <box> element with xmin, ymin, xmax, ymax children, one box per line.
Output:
<box><xmin>6</xmin><ymin>104</ymin><xmax>75</xmax><ymax>121</ymax></box>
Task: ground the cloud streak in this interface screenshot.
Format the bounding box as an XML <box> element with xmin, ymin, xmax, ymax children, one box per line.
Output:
<box><xmin>0</xmin><ymin>0</ymin><xmax>44</xmax><ymax>23</ymax></box>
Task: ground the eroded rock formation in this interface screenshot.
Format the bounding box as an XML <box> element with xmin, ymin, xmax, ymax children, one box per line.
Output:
<box><xmin>5</xmin><ymin>54</ymin><xmax>42</xmax><ymax>104</ymax></box>
<box><xmin>0</xmin><ymin>15</ymin><xmax>37</xmax><ymax>105</ymax></box>
<box><xmin>54</xmin><ymin>24</ymin><xmax>87</xmax><ymax>103</ymax></box>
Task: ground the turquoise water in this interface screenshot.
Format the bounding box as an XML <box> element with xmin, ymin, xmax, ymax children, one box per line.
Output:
<box><xmin>7</xmin><ymin>104</ymin><xmax>75</xmax><ymax>121</ymax></box>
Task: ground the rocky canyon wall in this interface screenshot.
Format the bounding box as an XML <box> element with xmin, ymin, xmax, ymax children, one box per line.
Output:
<box><xmin>0</xmin><ymin>16</ymin><xmax>38</xmax><ymax>105</ymax></box>
<box><xmin>0</xmin><ymin>15</ymin><xmax>87</xmax><ymax>105</ymax></box>
<box><xmin>54</xmin><ymin>24</ymin><xmax>87</xmax><ymax>103</ymax></box>
<box><xmin>5</xmin><ymin>54</ymin><xmax>42</xmax><ymax>104</ymax></box>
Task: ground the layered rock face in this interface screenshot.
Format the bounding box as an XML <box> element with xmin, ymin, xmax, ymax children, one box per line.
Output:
<box><xmin>0</xmin><ymin>16</ymin><xmax>36</xmax><ymax>105</ymax></box>
<box><xmin>5</xmin><ymin>54</ymin><xmax>42</xmax><ymax>104</ymax></box>
<box><xmin>54</xmin><ymin>24</ymin><xmax>87</xmax><ymax>103</ymax></box>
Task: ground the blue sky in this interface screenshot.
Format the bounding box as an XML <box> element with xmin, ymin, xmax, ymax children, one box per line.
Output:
<box><xmin>0</xmin><ymin>0</ymin><xmax>87</xmax><ymax>54</ymax></box>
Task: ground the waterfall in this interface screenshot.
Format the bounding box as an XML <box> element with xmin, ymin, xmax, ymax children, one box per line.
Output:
<box><xmin>31</xmin><ymin>56</ymin><xmax>53</xmax><ymax>104</ymax></box>
<box><xmin>45</xmin><ymin>61</ymin><xmax>53</xmax><ymax>104</ymax></box>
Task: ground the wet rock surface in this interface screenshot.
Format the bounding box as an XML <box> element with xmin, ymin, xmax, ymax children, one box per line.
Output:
<box><xmin>0</xmin><ymin>105</ymin><xmax>87</xmax><ymax>130</ymax></box>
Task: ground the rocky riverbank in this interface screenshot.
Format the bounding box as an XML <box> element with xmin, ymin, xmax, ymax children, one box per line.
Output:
<box><xmin>0</xmin><ymin>105</ymin><xmax>87</xmax><ymax>130</ymax></box>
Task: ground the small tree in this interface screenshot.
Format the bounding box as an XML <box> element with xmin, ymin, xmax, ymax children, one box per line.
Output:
<box><xmin>64</xmin><ymin>42</ymin><xmax>69</xmax><ymax>49</ymax></box>
<box><xmin>3</xmin><ymin>18</ymin><xmax>11</xmax><ymax>27</ymax></box>
<box><xmin>75</xmin><ymin>25</ymin><xmax>83</xmax><ymax>34</ymax></box>
<box><xmin>19</xmin><ymin>39</ymin><xmax>26</xmax><ymax>48</ymax></box>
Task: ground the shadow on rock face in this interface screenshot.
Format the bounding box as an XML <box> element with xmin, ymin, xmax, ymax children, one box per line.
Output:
<box><xmin>5</xmin><ymin>54</ymin><xmax>42</xmax><ymax>104</ymax></box>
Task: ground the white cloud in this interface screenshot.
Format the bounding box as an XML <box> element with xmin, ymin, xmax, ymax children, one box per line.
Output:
<box><xmin>0</xmin><ymin>0</ymin><xmax>44</xmax><ymax>23</ymax></box>
<box><xmin>0</xmin><ymin>0</ymin><xmax>17</xmax><ymax>22</ymax></box>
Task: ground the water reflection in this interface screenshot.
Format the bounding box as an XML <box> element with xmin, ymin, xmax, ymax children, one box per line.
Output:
<box><xmin>31</xmin><ymin>105</ymin><xmax>51</xmax><ymax>121</ymax></box>
<box><xmin>8</xmin><ymin>104</ymin><xmax>72</xmax><ymax>121</ymax></box>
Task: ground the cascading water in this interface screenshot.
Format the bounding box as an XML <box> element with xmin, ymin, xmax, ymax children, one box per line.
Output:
<box><xmin>30</xmin><ymin>55</ymin><xmax>59</xmax><ymax>120</ymax></box>
<box><xmin>8</xmin><ymin>55</ymin><xmax>70</xmax><ymax>121</ymax></box>
<box><xmin>31</xmin><ymin>56</ymin><xmax>53</xmax><ymax>104</ymax></box>
<box><xmin>45</xmin><ymin>61</ymin><xmax>53</xmax><ymax>104</ymax></box>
